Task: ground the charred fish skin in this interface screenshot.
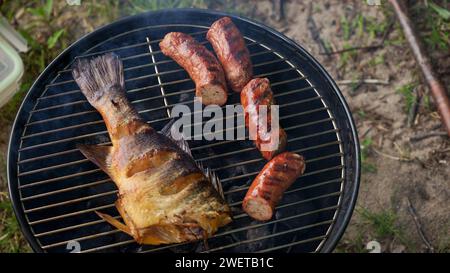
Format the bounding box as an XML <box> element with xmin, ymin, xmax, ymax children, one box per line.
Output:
<box><xmin>72</xmin><ymin>53</ymin><xmax>231</xmax><ymax>245</ymax></box>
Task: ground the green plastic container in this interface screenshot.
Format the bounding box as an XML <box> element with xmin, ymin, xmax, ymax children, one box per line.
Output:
<box><xmin>0</xmin><ymin>17</ymin><xmax>26</xmax><ymax>108</ymax></box>
<box><xmin>0</xmin><ymin>36</ymin><xmax>24</xmax><ymax>108</ymax></box>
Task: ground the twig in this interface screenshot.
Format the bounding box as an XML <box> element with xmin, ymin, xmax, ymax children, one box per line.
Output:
<box><xmin>320</xmin><ymin>44</ymin><xmax>382</xmax><ymax>56</ymax></box>
<box><xmin>407</xmin><ymin>87</ymin><xmax>421</xmax><ymax>127</ymax></box>
<box><xmin>393</xmin><ymin>141</ymin><xmax>410</xmax><ymax>159</ymax></box>
<box><xmin>409</xmin><ymin>131</ymin><xmax>448</xmax><ymax>142</ymax></box>
<box><xmin>272</xmin><ymin>0</ymin><xmax>285</xmax><ymax>22</ymax></box>
<box><xmin>390</xmin><ymin>0</ymin><xmax>450</xmax><ymax>136</ymax></box>
<box><xmin>361</xmin><ymin>126</ymin><xmax>373</xmax><ymax>139</ymax></box>
<box><xmin>306</xmin><ymin>2</ymin><xmax>330</xmax><ymax>55</ymax></box>
<box><xmin>406</xmin><ymin>198</ymin><xmax>435</xmax><ymax>252</ymax></box>
<box><xmin>431</xmin><ymin>124</ymin><xmax>443</xmax><ymax>130</ymax></box>
<box><xmin>0</xmin><ymin>233</ymin><xmax>9</xmax><ymax>241</ymax></box>
<box><xmin>372</xmin><ymin>147</ymin><xmax>411</xmax><ymax>162</ymax></box>
<box><xmin>337</xmin><ymin>79</ymin><xmax>390</xmax><ymax>85</ymax></box>
<box><xmin>437</xmin><ymin>147</ymin><xmax>450</xmax><ymax>153</ymax></box>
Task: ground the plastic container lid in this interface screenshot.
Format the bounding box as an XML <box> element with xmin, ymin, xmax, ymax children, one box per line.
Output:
<box><xmin>0</xmin><ymin>36</ymin><xmax>24</xmax><ymax>108</ymax></box>
<box><xmin>0</xmin><ymin>16</ymin><xmax>27</xmax><ymax>108</ymax></box>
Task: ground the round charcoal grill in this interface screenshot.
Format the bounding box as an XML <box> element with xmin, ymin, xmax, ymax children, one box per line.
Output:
<box><xmin>8</xmin><ymin>9</ymin><xmax>360</xmax><ymax>253</ymax></box>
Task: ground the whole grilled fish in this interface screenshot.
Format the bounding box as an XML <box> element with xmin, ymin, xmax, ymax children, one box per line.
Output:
<box><xmin>72</xmin><ymin>53</ymin><xmax>231</xmax><ymax>245</ymax></box>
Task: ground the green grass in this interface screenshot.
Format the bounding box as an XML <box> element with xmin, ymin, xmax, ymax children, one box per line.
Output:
<box><xmin>361</xmin><ymin>137</ymin><xmax>377</xmax><ymax>173</ymax></box>
<box><xmin>122</xmin><ymin>0</ymin><xmax>248</xmax><ymax>16</ymax></box>
<box><xmin>355</xmin><ymin>14</ymin><xmax>364</xmax><ymax>38</ymax></box>
<box><xmin>337</xmin><ymin>207</ymin><xmax>418</xmax><ymax>252</ymax></box>
<box><xmin>353</xmin><ymin>207</ymin><xmax>416</xmax><ymax>252</ymax></box>
<box><xmin>425</xmin><ymin>1</ymin><xmax>450</xmax><ymax>50</ymax></box>
<box><xmin>338</xmin><ymin>42</ymin><xmax>358</xmax><ymax>68</ymax></box>
<box><xmin>0</xmin><ymin>1</ymin><xmax>114</xmax><ymax>126</ymax></box>
<box><xmin>409</xmin><ymin>1</ymin><xmax>450</xmax><ymax>50</ymax></box>
<box><xmin>423</xmin><ymin>93</ymin><xmax>432</xmax><ymax>110</ymax></box>
<box><xmin>436</xmin><ymin>226</ymin><xmax>450</xmax><ymax>252</ymax></box>
<box><xmin>397</xmin><ymin>82</ymin><xmax>417</xmax><ymax>114</ymax></box>
<box><xmin>358</xmin><ymin>208</ymin><xmax>400</xmax><ymax>239</ymax></box>
<box><xmin>335</xmin><ymin>229</ymin><xmax>368</xmax><ymax>253</ymax></box>
<box><xmin>337</xmin><ymin>12</ymin><xmax>389</xmax><ymax>70</ymax></box>
<box><xmin>365</xmin><ymin>16</ymin><xmax>389</xmax><ymax>41</ymax></box>
<box><xmin>20</xmin><ymin>0</ymin><xmax>67</xmax><ymax>70</ymax></box>
<box><xmin>341</xmin><ymin>16</ymin><xmax>352</xmax><ymax>41</ymax></box>
<box><xmin>0</xmin><ymin>193</ymin><xmax>31</xmax><ymax>252</ymax></box>
<box><xmin>341</xmin><ymin>11</ymin><xmax>390</xmax><ymax>42</ymax></box>
<box><xmin>368</xmin><ymin>53</ymin><xmax>385</xmax><ymax>67</ymax></box>
<box><xmin>357</xmin><ymin>109</ymin><xmax>367</xmax><ymax>119</ymax></box>
<box><xmin>123</xmin><ymin>0</ymin><xmax>208</xmax><ymax>15</ymax></box>
<box><xmin>360</xmin><ymin>207</ymin><xmax>418</xmax><ymax>251</ymax></box>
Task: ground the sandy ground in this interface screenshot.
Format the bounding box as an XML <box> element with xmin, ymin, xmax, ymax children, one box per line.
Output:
<box><xmin>0</xmin><ymin>0</ymin><xmax>448</xmax><ymax>252</ymax></box>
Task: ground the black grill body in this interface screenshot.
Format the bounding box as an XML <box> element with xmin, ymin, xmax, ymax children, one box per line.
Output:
<box><xmin>8</xmin><ymin>9</ymin><xmax>360</xmax><ymax>253</ymax></box>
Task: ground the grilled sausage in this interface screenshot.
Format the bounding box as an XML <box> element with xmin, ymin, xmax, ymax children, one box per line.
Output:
<box><xmin>207</xmin><ymin>17</ymin><xmax>253</xmax><ymax>92</ymax></box>
<box><xmin>241</xmin><ymin>78</ymin><xmax>287</xmax><ymax>160</ymax></box>
<box><xmin>243</xmin><ymin>152</ymin><xmax>306</xmax><ymax>221</ymax></box>
<box><xmin>206</xmin><ymin>17</ymin><xmax>253</xmax><ymax>92</ymax></box>
<box><xmin>159</xmin><ymin>32</ymin><xmax>228</xmax><ymax>106</ymax></box>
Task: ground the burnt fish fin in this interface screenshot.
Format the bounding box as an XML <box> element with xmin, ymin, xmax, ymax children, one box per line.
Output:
<box><xmin>77</xmin><ymin>144</ymin><xmax>113</xmax><ymax>176</ymax></box>
<box><xmin>96</xmin><ymin>211</ymin><xmax>131</xmax><ymax>236</ymax></box>
<box><xmin>160</xmin><ymin>118</ymin><xmax>192</xmax><ymax>157</ymax></box>
<box><xmin>197</xmin><ymin>161</ymin><xmax>224</xmax><ymax>199</ymax></box>
<box><xmin>72</xmin><ymin>53</ymin><xmax>125</xmax><ymax>106</ymax></box>
<box><xmin>161</xmin><ymin>119</ymin><xmax>224</xmax><ymax>198</ymax></box>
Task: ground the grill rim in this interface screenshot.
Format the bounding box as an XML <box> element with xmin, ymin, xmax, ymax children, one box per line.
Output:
<box><xmin>7</xmin><ymin>8</ymin><xmax>360</xmax><ymax>253</ymax></box>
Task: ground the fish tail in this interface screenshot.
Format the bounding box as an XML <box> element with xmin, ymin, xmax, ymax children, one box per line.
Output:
<box><xmin>72</xmin><ymin>53</ymin><xmax>125</xmax><ymax>107</ymax></box>
<box><xmin>73</xmin><ymin>53</ymin><xmax>148</xmax><ymax>141</ymax></box>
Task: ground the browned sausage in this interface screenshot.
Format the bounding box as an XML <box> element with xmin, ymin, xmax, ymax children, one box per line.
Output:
<box><xmin>159</xmin><ymin>32</ymin><xmax>228</xmax><ymax>106</ymax></box>
<box><xmin>241</xmin><ymin>78</ymin><xmax>287</xmax><ymax>160</ymax></box>
<box><xmin>243</xmin><ymin>152</ymin><xmax>306</xmax><ymax>221</ymax></box>
<box><xmin>207</xmin><ymin>17</ymin><xmax>253</xmax><ymax>92</ymax></box>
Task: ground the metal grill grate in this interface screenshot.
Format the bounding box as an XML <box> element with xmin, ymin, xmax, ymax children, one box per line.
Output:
<box><xmin>8</xmin><ymin>9</ymin><xmax>359</xmax><ymax>253</ymax></box>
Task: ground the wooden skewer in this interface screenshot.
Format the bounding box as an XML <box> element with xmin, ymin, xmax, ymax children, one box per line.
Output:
<box><xmin>389</xmin><ymin>0</ymin><xmax>450</xmax><ymax>136</ymax></box>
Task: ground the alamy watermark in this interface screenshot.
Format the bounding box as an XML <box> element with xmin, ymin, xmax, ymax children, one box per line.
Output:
<box><xmin>366</xmin><ymin>0</ymin><xmax>382</xmax><ymax>5</ymax></box>
<box><xmin>366</xmin><ymin>240</ymin><xmax>381</xmax><ymax>253</ymax></box>
<box><xmin>66</xmin><ymin>240</ymin><xmax>81</xmax><ymax>253</ymax></box>
<box><xmin>65</xmin><ymin>239</ymin><xmax>382</xmax><ymax>253</ymax></box>
<box><xmin>169</xmin><ymin>98</ymin><xmax>280</xmax><ymax>151</ymax></box>
<box><xmin>66</xmin><ymin>0</ymin><xmax>81</xmax><ymax>5</ymax></box>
